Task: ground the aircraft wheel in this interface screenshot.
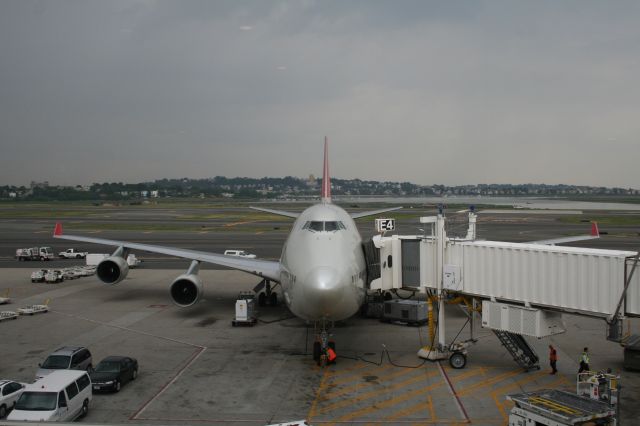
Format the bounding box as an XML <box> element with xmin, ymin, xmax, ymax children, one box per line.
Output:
<box><xmin>449</xmin><ymin>352</ymin><xmax>467</xmax><ymax>369</ymax></box>
<box><xmin>384</xmin><ymin>291</ymin><xmax>392</xmax><ymax>301</ymax></box>
<box><xmin>258</xmin><ymin>292</ymin><xmax>266</xmax><ymax>307</ymax></box>
<box><xmin>269</xmin><ymin>292</ymin><xmax>278</xmax><ymax>306</ymax></box>
<box><xmin>313</xmin><ymin>341</ymin><xmax>321</xmax><ymax>361</ymax></box>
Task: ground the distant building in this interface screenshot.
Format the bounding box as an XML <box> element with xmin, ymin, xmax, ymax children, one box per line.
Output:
<box><xmin>30</xmin><ymin>181</ymin><xmax>49</xmax><ymax>189</ymax></box>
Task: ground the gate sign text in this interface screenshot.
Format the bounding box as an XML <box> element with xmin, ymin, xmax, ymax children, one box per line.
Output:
<box><xmin>375</xmin><ymin>218</ymin><xmax>395</xmax><ymax>233</ymax></box>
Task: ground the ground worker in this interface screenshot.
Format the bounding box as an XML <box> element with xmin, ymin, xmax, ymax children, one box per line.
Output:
<box><xmin>578</xmin><ymin>347</ymin><xmax>590</xmax><ymax>373</ymax></box>
<box><xmin>327</xmin><ymin>346</ymin><xmax>337</xmax><ymax>365</ymax></box>
<box><xmin>549</xmin><ymin>345</ymin><xmax>558</xmax><ymax>374</ymax></box>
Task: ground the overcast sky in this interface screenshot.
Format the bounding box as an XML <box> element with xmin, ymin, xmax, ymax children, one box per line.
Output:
<box><xmin>1</xmin><ymin>1</ymin><xmax>639</xmax><ymax>188</ymax></box>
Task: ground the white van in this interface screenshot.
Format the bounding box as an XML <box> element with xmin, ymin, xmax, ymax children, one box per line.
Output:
<box><xmin>8</xmin><ymin>370</ymin><xmax>92</xmax><ymax>422</ymax></box>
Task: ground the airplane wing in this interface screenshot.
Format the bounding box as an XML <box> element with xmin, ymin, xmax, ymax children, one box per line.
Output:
<box><xmin>529</xmin><ymin>222</ymin><xmax>600</xmax><ymax>246</ymax></box>
<box><xmin>249</xmin><ymin>206</ymin><xmax>299</xmax><ymax>218</ymax></box>
<box><xmin>350</xmin><ymin>206</ymin><xmax>403</xmax><ymax>219</ymax></box>
<box><xmin>52</xmin><ymin>223</ymin><xmax>281</xmax><ymax>282</ymax></box>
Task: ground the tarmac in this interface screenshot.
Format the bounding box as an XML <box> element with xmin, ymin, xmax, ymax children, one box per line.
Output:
<box><xmin>1</xmin><ymin>203</ymin><xmax>639</xmax><ymax>425</ymax></box>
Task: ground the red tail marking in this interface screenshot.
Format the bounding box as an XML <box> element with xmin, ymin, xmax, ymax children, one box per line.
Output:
<box><xmin>54</xmin><ymin>222</ymin><xmax>63</xmax><ymax>236</ymax></box>
<box><xmin>591</xmin><ymin>222</ymin><xmax>599</xmax><ymax>237</ymax></box>
<box><xmin>321</xmin><ymin>137</ymin><xmax>331</xmax><ymax>201</ymax></box>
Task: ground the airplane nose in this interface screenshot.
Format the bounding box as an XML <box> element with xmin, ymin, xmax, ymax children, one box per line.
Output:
<box><xmin>303</xmin><ymin>266</ymin><xmax>346</xmax><ymax>316</ymax></box>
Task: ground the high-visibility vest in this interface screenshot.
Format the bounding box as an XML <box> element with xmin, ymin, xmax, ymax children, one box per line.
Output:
<box><xmin>581</xmin><ymin>352</ymin><xmax>590</xmax><ymax>364</ymax></box>
<box><xmin>327</xmin><ymin>348</ymin><xmax>337</xmax><ymax>362</ymax></box>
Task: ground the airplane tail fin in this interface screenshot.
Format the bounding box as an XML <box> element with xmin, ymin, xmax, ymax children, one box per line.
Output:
<box><xmin>591</xmin><ymin>222</ymin><xmax>599</xmax><ymax>237</ymax></box>
<box><xmin>321</xmin><ymin>137</ymin><xmax>331</xmax><ymax>203</ymax></box>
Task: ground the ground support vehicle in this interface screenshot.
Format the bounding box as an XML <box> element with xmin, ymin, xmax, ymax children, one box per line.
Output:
<box><xmin>58</xmin><ymin>249</ymin><xmax>88</xmax><ymax>259</ymax></box>
<box><xmin>45</xmin><ymin>270</ymin><xmax>64</xmax><ymax>283</ymax></box>
<box><xmin>0</xmin><ymin>311</ymin><xmax>19</xmax><ymax>322</ymax></box>
<box><xmin>16</xmin><ymin>247</ymin><xmax>54</xmax><ymax>261</ymax></box>
<box><xmin>232</xmin><ymin>292</ymin><xmax>256</xmax><ymax>326</ymax></box>
<box><xmin>507</xmin><ymin>389</ymin><xmax>616</xmax><ymax>425</ymax></box>
<box><xmin>31</xmin><ymin>269</ymin><xmax>49</xmax><ymax>282</ymax></box>
<box><xmin>17</xmin><ymin>305</ymin><xmax>48</xmax><ymax>315</ymax></box>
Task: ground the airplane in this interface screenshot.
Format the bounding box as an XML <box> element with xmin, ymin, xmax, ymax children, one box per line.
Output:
<box><xmin>53</xmin><ymin>138</ymin><xmax>401</xmax><ymax>360</ymax></box>
<box><xmin>530</xmin><ymin>222</ymin><xmax>600</xmax><ymax>245</ymax></box>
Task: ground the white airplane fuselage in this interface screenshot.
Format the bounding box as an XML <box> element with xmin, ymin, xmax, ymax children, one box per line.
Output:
<box><xmin>278</xmin><ymin>202</ymin><xmax>367</xmax><ymax>321</ymax></box>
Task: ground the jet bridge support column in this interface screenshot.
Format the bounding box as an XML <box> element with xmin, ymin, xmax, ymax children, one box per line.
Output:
<box><xmin>436</xmin><ymin>213</ymin><xmax>446</xmax><ymax>349</ymax></box>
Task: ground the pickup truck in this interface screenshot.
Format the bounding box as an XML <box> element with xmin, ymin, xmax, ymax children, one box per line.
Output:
<box><xmin>58</xmin><ymin>248</ymin><xmax>88</xmax><ymax>259</ymax></box>
<box><xmin>223</xmin><ymin>250</ymin><xmax>257</xmax><ymax>259</ymax></box>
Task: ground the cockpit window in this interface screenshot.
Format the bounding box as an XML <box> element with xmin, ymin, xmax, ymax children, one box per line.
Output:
<box><xmin>324</xmin><ymin>221</ymin><xmax>338</xmax><ymax>232</ymax></box>
<box><xmin>303</xmin><ymin>221</ymin><xmax>346</xmax><ymax>232</ymax></box>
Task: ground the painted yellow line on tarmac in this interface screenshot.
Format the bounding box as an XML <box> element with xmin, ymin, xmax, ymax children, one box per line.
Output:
<box><xmin>488</xmin><ymin>370</ymin><xmax>547</xmax><ymax>421</ymax></box>
<box><xmin>323</xmin><ymin>364</ymin><xmax>416</xmax><ymax>400</ymax></box>
<box><xmin>456</xmin><ymin>368</ymin><xmax>523</xmax><ymax>397</ymax></box>
<box><xmin>324</xmin><ymin>359</ymin><xmax>372</xmax><ymax>378</ymax></box>
<box><xmin>493</xmin><ymin>374</ymin><xmax>569</xmax><ymax>422</ymax></box>
<box><xmin>325</xmin><ymin>363</ymin><xmax>394</xmax><ymax>388</ymax></box>
<box><xmin>316</xmin><ymin>368</ymin><xmax>441</xmax><ymax>416</ymax></box>
<box><xmin>88</xmin><ymin>230</ymin><xmax>103</xmax><ymax>234</ymax></box>
<box><xmin>307</xmin><ymin>368</ymin><xmax>331</xmax><ymax>421</ymax></box>
<box><xmin>143</xmin><ymin>231</ymin><xmax>153</xmax><ymax>234</ymax></box>
<box><xmin>382</xmin><ymin>367</ymin><xmax>484</xmax><ymax>422</ymax></box>
<box><xmin>339</xmin><ymin>367</ymin><xmax>483</xmax><ymax>423</ymax></box>
<box><xmin>255</xmin><ymin>231</ymin><xmax>264</xmax><ymax>235</ymax></box>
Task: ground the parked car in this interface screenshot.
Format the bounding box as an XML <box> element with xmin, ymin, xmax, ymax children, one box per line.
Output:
<box><xmin>36</xmin><ymin>347</ymin><xmax>93</xmax><ymax>380</ymax></box>
<box><xmin>0</xmin><ymin>380</ymin><xmax>26</xmax><ymax>418</ymax></box>
<box><xmin>9</xmin><ymin>370</ymin><xmax>91</xmax><ymax>422</ymax></box>
<box><xmin>44</xmin><ymin>270</ymin><xmax>64</xmax><ymax>283</ymax></box>
<box><xmin>223</xmin><ymin>249</ymin><xmax>257</xmax><ymax>258</ymax></box>
<box><xmin>89</xmin><ymin>356</ymin><xmax>138</xmax><ymax>393</ymax></box>
<box><xmin>30</xmin><ymin>269</ymin><xmax>49</xmax><ymax>283</ymax></box>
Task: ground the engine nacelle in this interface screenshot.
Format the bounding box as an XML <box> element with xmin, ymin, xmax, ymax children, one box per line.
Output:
<box><xmin>96</xmin><ymin>256</ymin><xmax>130</xmax><ymax>285</ymax></box>
<box><xmin>170</xmin><ymin>274</ymin><xmax>203</xmax><ymax>307</ymax></box>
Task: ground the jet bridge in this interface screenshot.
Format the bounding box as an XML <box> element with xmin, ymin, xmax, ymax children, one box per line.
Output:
<box><xmin>368</xmin><ymin>212</ymin><xmax>640</xmax><ymax>364</ymax></box>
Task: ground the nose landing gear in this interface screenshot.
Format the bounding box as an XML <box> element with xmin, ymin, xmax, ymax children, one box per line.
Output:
<box><xmin>312</xmin><ymin>320</ymin><xmax>336</xmax><ymax>367</ymax></box>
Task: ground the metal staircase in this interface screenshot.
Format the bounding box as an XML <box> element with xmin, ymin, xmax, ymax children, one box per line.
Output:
<box><xmin>493</xmin><ymin>330</ymin><xmax>540</xmax><ymax>371</ymax></box>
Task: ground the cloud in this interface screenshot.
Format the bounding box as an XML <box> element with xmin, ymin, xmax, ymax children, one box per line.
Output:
<box><xmin>0</xmin><ymin>0</ymin><xmax>639</xmax><ymax>188</ymax></box>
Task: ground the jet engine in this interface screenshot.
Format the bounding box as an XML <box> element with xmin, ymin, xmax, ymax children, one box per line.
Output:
<box><xmin>170</xmin><ymin>274</ymin><xmax>203</xmax><ymax>307</ymax></box>
<box><xmin>96</xmin><ymin>256</ymin><xmax>129</xmax><ymax>284</ymax></box>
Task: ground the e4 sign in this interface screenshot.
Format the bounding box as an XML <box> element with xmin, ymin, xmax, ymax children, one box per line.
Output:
<box><xmin>375</xmin><ymin>218</ymin><xmax>395</xmax><ymax>233</ymax></box>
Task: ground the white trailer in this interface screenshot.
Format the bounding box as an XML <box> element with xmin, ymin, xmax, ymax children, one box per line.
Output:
<box><xmin>86</xmin><ymin>253</ymin><xmax>109</xmax><ymax>266</ymax></box>
<box><xmin>86</xmin><ymin>253</ymin><xmax>140</xmax><ymax>267</ymax></box>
